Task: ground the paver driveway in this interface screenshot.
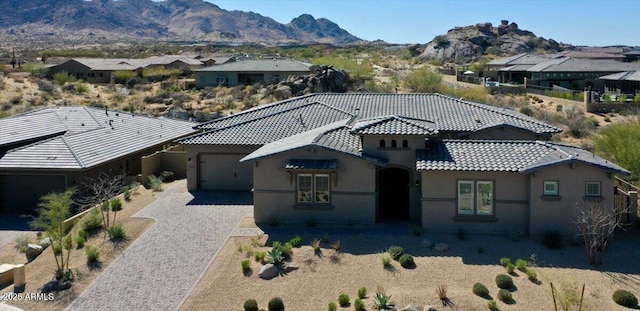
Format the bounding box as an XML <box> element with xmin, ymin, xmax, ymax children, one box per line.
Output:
<box><xmin>66</xmin><ymin>181</ymin><xmax>254</xmax><ymax>311</ymax></box>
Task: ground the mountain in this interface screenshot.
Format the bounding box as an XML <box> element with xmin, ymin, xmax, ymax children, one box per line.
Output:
<box><xmin>417</xmin><ymin>20</ymin><xmax>573</xmax><ymax>62</ymax></box>
<box><xmin>0</xmin><ymin>0</ymin><xmax>361</xmax><ymax>45</ymax></box>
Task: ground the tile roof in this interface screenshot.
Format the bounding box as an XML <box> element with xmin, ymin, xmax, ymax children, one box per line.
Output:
<box><xmin>488</xmin><ymin>53</ymin><xmax>551</xmax><ymax>66</ymax></box>
<box><xmin>195</xmin><ymin>59</ymin><xmax>312</xmax><ymax>73</ymax></box>
<box><xmin>183</xmin><ymin>93</ymin><xmax>560</xmax><ymax>146</ymax></box>
<box><xmin>285</xmin><ymin>159</ymin><xmax>337</xmax><ymax>170</ymax></box>
<box><xmin>350</xmin><ymin>115</ymin><xmax>437</xmax><ymax>135</ymax></box>
<box><xmin>527</xmin><ymin>58</ymin><xmax>640</xmax><ymax>73</ymax></box>
<box><xmin>0</xmin><ymin>111</ymin><xmax>68</xmax><ymax>148</ymax></box>
<box><xmin>598</xmin><ymin>71</ymin><xmax>640</xmax><ymax>82</ymax></box>
<box><xmin>0</xmin><ymin>106</ymin><xmax>198</xmax><ymax>170</ymax></box>
<box><xmin>416</xmin><ymin>140</ymin><xmax>630</xmax><ymax>175</ymax></box>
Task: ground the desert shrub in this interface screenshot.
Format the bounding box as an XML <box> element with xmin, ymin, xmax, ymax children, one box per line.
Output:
<box><xmin>144</xmin><ymin>90</ymin><xmax>171</xmax><ymax>104</ymax></box>
<box><xmin>505</xmin><ymin>263</ymin><xmax>515</xmax><ymax>274</ymax></box>
<box><xmin>520</xmin><ymin>106</ymin><xmax>534</xmax><ymax>116</ymax></box>
<box><xmin>381</xmin><ymin>253</ymin><xmax>392</xmax><ymax>268</ymax></box>
<box><xmin>556</xmin><ymin>104</ymin><xmax>563</xmax><ymax>112</ymax></box>
<box><xmin>289</xmin><ymin>236</ymin><xmax>302</xmax><ymax>248</ymax></box>
<box><xmin>543</xmin><ymin>231</ymin><xmax>563</xmax><ymax>249</ymax></box>
<box><xmin>604</xmin><ymin>116</ymin><xmax>611</xmax><ymax>122</ymax></box>
<box><xmin>37</xmin><ymin>80</ymin><xmax>55</xmax><ymax>93</ymax></box>
<box><xmin>338</xmin><ymin>293</ymin><xmax>350</xmax><ymax>307</ymax></box>
<box><xmin>113</xmin><ymin>70</ymin><xmax>137</xmax><ymax>84</ymax></box>
<box><xmin>14</xmin><ymin>234</ymin><xmax>30</xmax><ymax>253</ymax></box>
<box><xmin>268</xmin><ymin>297</ymin><xmax>285</xmax><ymax>311</ymax></box>
<box><xmin>496</xmin><ymin>274</ymin><xmax>513</xmax><ymax>289</ymax></box>
<box><xmin>10</xmin><ymin>95</ymin><xmax>22</xmax><ymax>105</ymax></box>
<box><xmin>254</xmin><ymin>251</ymin><xmax>267</xmax><ymax>263</ymax></box>
<box><xmin>267</xmin><ymin>247</ymin><xmax>284</xmax><ymax>265</ymax></box>
<box><xmin>271</xmin><ymin>241</ymin><xmax>293</xmax><ymax>260</ymax></box>
<box><xmin>123</xmin><ymin>182</ymin><xmax>140</xmax><ymax>201</ymax></box>
<box><xmin>499</xmin><ymin>257</ymin><xmax>511</xmax><ymax>267</ymax></box>
<box><xmin>159</xmin><ymin>170</ymin><xmax>174</xmax><ymax>182</ymax></box>
<box><xmin>403</xmin><ymin>67</ymin><xmax>443</xmax><ymax>93</ymax></box>
<box><xmin>487</xmin><ymin>299</ymin><xmax>499</xmax><ymax>311</ymax></box>
<box><xmin>312</xmin><ymin>56</ymin><xmax>372</xmax><ymax>79</ymax></box>
<box><xmin>354</xmin><ymin>298</ymin><xmax>365</xmax><ymax>311</ymax></box>
<box><xmin>311</xmin><ymin>238</ymin><xmax>321</xmax><ymax>253</ymax></box>
<box><xmin>82</xmin><ymin>208</ymin><xmax>103</xmax><ymax>232</ymax></box>
<box><xmin>241</xmin><ymin>259</ymin><xmax>251</xmax><ymax>274</ymax></box>
<box><xmin>515</xmin><ymin>259</ymin><xmax>527</xmax><ymax>272</ymax></box>
<box><xmin>594</xmin><ymin>118</ymin><xmax>640</xmax><ymax>182</ymax></box>
<box><xmin>110</xmin><ymin>197</ymin><xmax>123</xmax><ymax>213</ymax></box>
<box><xmin>85</xmin><ymin>246</ymin><xmax>100</xmax><ymax>264</ymax></box>
<box><xmin>358</xmin><ymin>286</ymin><xmax>367</xmax><ymax>299</ymax></box>
<box><xmin>328</xmin><ymin>301</ymin><xmax>337</xmax><ymax>311</ymax></box>
<box><xmin>473</xmin><ymin>282</ymin><xmax>490</xmax><ymax>298</ymax></box>
<box><xmin>107</xmin><ymin>224</ymin><xmax>127</xmax><ymax>241</ymax></box>
<box><xmin>564</xmin><ymin>105</ymin><xmax>592</xmax><ymax>138</ymax></box>
<box><xmin>526</xmin><ymin>269</ymin><xmax>538</xmax><ymax>282</ymax></box>
<box><xmin>613</xmin><ymin>289</ymin><xmax>638</xmax><ymax>308</ymax></box>
<box><xmin>147</xmin><ymin>174</ymin><xmax>163</xmax><ymax>192</ymax></box>
<box><xmin>74</xmin><ymin>81</ymin><xmax>89</xmax><ymax>93</ymax></box>
<box><xmin>634</xmin><ymin>95</ymin><xmax>640</xmax><ymax>103</ymax></box>
<box><xmin>498</xmin><ymin>289</ymin><xmax>513</xmax><ymax>304</ymax></box>
<box><xmin>53</xmin><ymin>244</ymin><xmax>62</xmax><ymax>255</ymax></box>
<box><xmin>53</xmin><ymin>71</ymin><xmax>74</xmax><ymax>85</ymax></box>
<box><xmin>399</xmin><ymin>254</ymin><xmax>415</xmax><ymax>268</ymax></box>
<box><xmin>75</xmin><ymin>235</ymin><xmax>86</xmax><ymax>248</ymax></box>
<box><xmin>387</xmin><ymin>245</ymin><xmax>404</xmax><ymax>260</ymax></box>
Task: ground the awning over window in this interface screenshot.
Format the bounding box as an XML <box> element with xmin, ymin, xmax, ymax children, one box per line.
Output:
<box><xmin>285</xmin><ymin>159</ymin><xmax>337</xmax><ymax>170</ymax></box>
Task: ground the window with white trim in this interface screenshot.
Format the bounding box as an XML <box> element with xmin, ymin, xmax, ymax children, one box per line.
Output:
<box><xmin>585</xmin><ymin>181</ymin><xmax>601</xmax><ymax>197</ymax></box>
<box><xmin>297</xmin><ymin>173</ymin><xmax>331</xmax><ymax>204</ymax></box>
<box><xmin>543</xmin><ymin>181</ymin><xmax>559</xmax><ymax>196</ymax></box>
<box><xmin>458</xmin><ymin>180</ymin><xmax>494</xmax><ymax>216</ymax></box>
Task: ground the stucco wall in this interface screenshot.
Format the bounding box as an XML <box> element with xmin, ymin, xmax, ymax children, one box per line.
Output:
<box><xmin>529</xmin><ymin>162</ymin><xmax>616</xmax><ymax>236</ymax></box>
<box><xmin>251</xmin><ymin>147</ymin><xmax>377</xmax><ymax>225</ymax></box>
<box><xmin>421</xmin><ymin>171</ymin><xmax>529</xmax><ymax>234</ymax></box>
<box><xmin>195</xmin><ymin>70</ymin><xmax>309</xmax><ymax>88</ymax></box>
<box><xmin>184</xmin><ymin>144</ymin><xmax>259</xmax><ymax>191</ymax></box>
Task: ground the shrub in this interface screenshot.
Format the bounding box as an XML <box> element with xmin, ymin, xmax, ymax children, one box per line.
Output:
<box><xmin>107</xmin><ymin>224</ymin><xmax>127</xmax><ymax>241</ymax></box>
<box><xmin>387</xmin><ymin>245</ymin><xmax>404</xmax><ymax>260</ymax></box>
<box><xmin>14</xmin><ymin>234</ymin><xmax>30</xmax><ymax>253</ymax></box>
<box><xmin>148</xmin><ymin>174</ymin><xmax>163</xmax><ymax>192</ymax></box>
<box><xmin>82</xmin><ymin>208</ymin><xmax>103</xmax><ymax>232</ymax></box>
<box><xmin>53</xmin><ymin>244</ymin><xmax>62</xmax><ymax>255</ymax></box>
<box><xmin>515</xmin><ymin>259</ymin><xmax>527</xmax><ymax>272</ymax></box>
<box><xmin>254</xmin><ymin>251</ymin><xmax>267</xmax><ymax>263</ymax></box>
<box><xmin>505</xmin><ymin>262</ymin><xmax>515</xmax><ymax>274</ymax></box>
<box><xmin>53</xmin><ymin>71</ymin><xmax>73</xmax><ymax>85</ymax></box>
<box><xmin>381</xmin><ymin>253</ymin><xmax>392</xmax><ymax>268</ymax></box>
<box><xmin>241</xmin><ymin>259</ymin><xmax>251</xmax><ymax>274</ymax></box>
<box><xmin>543</xmin><ymin>231</ymin><xmax>563</xmax><ymax>249</ymax></box>
<box><xmin>358</xmin><ymin>286</ymin><xmax>367</xmax><ymax>299</ymax></box>
<box><xmin>74</xmin><ymin>81</ymin><xmax>89</xmax><ymax>93</ymax></box>
<box><xmin>110</xmin><ymin>197</ymin><xmax>123</xmax><ymax>213</ymax></box>
<box><xmin>472</xmin><ymin>282</ymin><xmax>489</xmax><ymax>298</ymax></box>
<box><xmin>556</xmin><ymin>104</ymin><xmax>563</xmax><ymax>112</ymax></box>
<box><xmin>268</xmin><ymin>297</ymin><xmax>285</xmax><ymax>311</ymax></box>
<box><xmin>289</xmin><ymin>236</ymin><xmax>302</xmax><ymax>248</ymax></box>
<box><xmin>487</xmin><ymin>299</ymin><xmax>499</xmax><ymax>311</ymax></box>
<box><xmin>613</xmin><ymin>289</ymin><xmax>638</xmax><ymax>308</ymax></box>
<box><xmin>159</xmin><ymin>170</ymin><xmax>175</xmax><ymax>182</ymax></box>
<box><xmin>338</xmin><ymin>293</ymin><xmax>350</xmax><ymax>307</ymax></box>
<box><xmin>403</xmin><ymin>67</ymin><xmax>443</xmax><ymax>93</ymax></box>
<box><xmin>273</xmin><ymin>241</ymin><xmax>293</xmax><ymax>260</ymax></box>
<box><xmin>526</xmin><ymin>269</ymin><xmax>538</xmax><ymax>282</ymax></box>
<box><xmin>85</xmin><ymin>246</ymin><xmax>100</xmax><ymax>264</ymax></box>
<box><xmin>497</xmin><ymin>289</ymin><xmax>513</xmax><ymax>304</ymax></box>
<box><xmin>311</xmin><ymin>238</ymin><xmax>321</xmax><ymax>253</ymax></box>
<box><xmin>399</xmin><ymin>254</ymin><xmax>415</xmax><ymax>268</ymax></box>
<box><xmin>75</xmin><ymin>235</ymin><xmax>86</xmax><ymax>248</ymax></box>
<box><xmin>519</xmin><ymin>107</ymin><xmax>534</xmax><ymax>116</ymax></box>
<box><xmin>113</xmin><ymin>70</ymin><xmax>137</xmax><ymax>84</ymax></box>
<box><xmin>328</xmin><ymin>301</ymin><xmax>337</xmax><ymax>311</ymax></box>
<box><xmin>594</xmin><ymin>119</ymin><xmax>640</xmax><ymax>182</ymax></box>
<box><xmin>268</xmin><ymin>247</ymin><xmax>284</xmax><ymax>265</ymax></box>
<box><xmin>496</xmin><ymin>274</ymin><xmax>514</xmax><ymax>289</ymax></box>
<box><xmin>354</xmin><ymin>298</ymin><xmax>365</xmax><ymax>311</ymax></box>
<box><xmin>499</xmin><ymin>257</ymin><xmax>511</xmax><ymax>267</ymax></box>
<box><xmin>373</xmin><ymin>287</ymin><xmax>395</xmax><ymax>311</ymax></box>
<box><xmin>37</xmin><ymin>80</ymin><xmax>55</xmax><ymax>93</ymax></box>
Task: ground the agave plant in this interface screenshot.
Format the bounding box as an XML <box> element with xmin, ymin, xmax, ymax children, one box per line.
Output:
<box><xmin>373</xmin><ymin>286</ymin><xmax>395</xmax><ymax>310</ymax></box>
<box><xmin>268</xmin><ymin>247</ymin><xmax>284</xmax><ymax>265</ymax></box>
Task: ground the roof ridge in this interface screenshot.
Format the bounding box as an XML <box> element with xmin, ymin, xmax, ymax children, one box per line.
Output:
<box><xmin>61</xmin><ymin>136</ymin><xmax>86</xmax><ymax>168</ymax></box>
<box><xmin>82</xmin><ymin>106</ymin><xmax>106</xmax><ymax>129</ymax></box>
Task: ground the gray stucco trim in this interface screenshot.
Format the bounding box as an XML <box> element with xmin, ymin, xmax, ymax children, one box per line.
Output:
<box><xmin>332</xmin><ymin>191</ymin><xmax>376</xmax><ymax>196</ymax></box>
<box><xmin>421</xmin><ymin>197</ymin><xmax>456</xmax><ymax>202</ymax></box>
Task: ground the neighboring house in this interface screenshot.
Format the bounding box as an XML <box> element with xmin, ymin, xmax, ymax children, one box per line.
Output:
<box><xmin>487</xmin><ymin>53</ymin><xmax>551</xmax><ymax>84</ymax></box>
<box><xmin>598</xmin><ymin>71</ymin><xmax>640</xmax><ymax>97</ymax></box>
<box><xmin>175</xmin><ymin>93</ymin><xmax>632</xmax><ymax>236</ymax></box>
<box><xmin>526</xmin><ymin>58</ymin><xmax>640</xmax><ymax>90</ymax></box>
<box><xmin>0</xmin><ymin>106</ymin><xmax>198</xmax><ymax>214</ymax></box>
<box><xmin>194</xmin><ymin>59</ymin><xmax>312</xmax><ymax>88</ymax></box>
<box><xmin>47</xmin><ymin>58</ymin><xmax>144</xmax><ymax>83</ymax></box>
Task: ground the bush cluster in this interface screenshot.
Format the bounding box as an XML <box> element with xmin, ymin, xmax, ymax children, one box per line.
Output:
<box><xmin>85</xmin><ymin>246</ymin><xmax>100</xmax><ymax>264</ymax></box>
<box><xmin>288</xmin><ymin>236</ymin><xmax>302</xmax><ymax>248</ymax></box>
<box><xmin>268</xmin><ymin>297</ymin><xmax>284</xmax><ymax>311</ymax></box>
<box><xmin>338</xmin><ymin>293</ymin><xmax>350</xmax><ymax>307</ymax></box>
<box><xmin>387</xmin><ymin>245</ymin><xmax>404</xmax><ymax>260</ymax></box>
<box><xmin>243</xmin><ymin>299</ymin><xmax>258</xmax><ymax>311</ymax></box>
<box><xmin>613</xmin><ymin>289</ymin><xmax>638</xmax><ymax>308</ymax></box>
<box><xmin>398</xmin><ymin>254</ymin><xmax>415</xmax><ymax>268</ymax></box>
<box><xmin>498</xmin><ymin>289</ymin><xmax>513</xmax><ymax>303</ymax></box>
<box><xmin>496</xmin><ymin>274</ymin><xmax>514</xmax><ymax>289</ymax></box>
<box><xmin>107</xmin><ymin>224</ymin><xmax>127</xmax><ymax>241</ymax></box>
<box><xmin>472</xmin><ymin>282</ymin><xmax>489</xmax><ymax>298</ymax></box>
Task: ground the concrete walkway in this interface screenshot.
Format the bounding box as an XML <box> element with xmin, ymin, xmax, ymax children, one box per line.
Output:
<box><xmin>66</xmin><ymin>181</ymin><xmax>253</xmax><ymax>311</ymax></box>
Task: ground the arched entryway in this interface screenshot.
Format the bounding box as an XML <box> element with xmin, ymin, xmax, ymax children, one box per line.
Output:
<box><xmin>378</xmin><ymin>167</ymin><xmax>410</xmax><ymax>220</ymax></box>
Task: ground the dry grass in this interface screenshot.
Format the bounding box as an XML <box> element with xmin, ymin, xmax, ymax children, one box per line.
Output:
<box><xmin>181</xmin><ymin>225</ymin><xmax>640</xmax><ymax>311</ymax></box>
<box><xmin>0</xmin><ymin>181</ymin><xmax>183</xmax><ymax>311</ymax></box>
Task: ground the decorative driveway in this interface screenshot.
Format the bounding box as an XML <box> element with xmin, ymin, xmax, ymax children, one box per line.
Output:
<box><xmin>66</xmin><ymin>181</ymin><xmax>255</xmax><ymax>311</ymax></box>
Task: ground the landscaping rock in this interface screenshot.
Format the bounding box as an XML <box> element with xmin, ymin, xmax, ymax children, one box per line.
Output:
<box><xmin>400</xmin><ymin>304</ymin><xmax>419</xmax><ymax>311</ymax></box>
<box><xmin>39</xmin><ymin>237</ymin><xmax>52</xmax><ymax>249</ymax></box>
<box><xmin>421</xmin><ymin>238</ymin><xmax>432</xmax><ymax>248</ymax></box>
<box><xmin>41</xmin><ymin>280</ymin><xmax>59</xmax><ymax>293</ymax></box>
<box><xmin>434</xmin><ymin>243</ymin><xmax>449</xmax><ymax>252</ymax></box>
<box><xmin>258</xmin><ymin>264</ymin><xmax>279</xmax><ymax>279</ymax></box>
<box><xmin>424</xmin><ymin>305</ymin><xmax>437</xmax><ymax>311</ymax></box>
<box><xmin>25</xmin><ymin>244</ymin><xmax>44</xmax><ymax>261</ymax></box>
<box><xmin>283</xmin><ymin>263</ymin><xmax>299</xmax><ymax>273</ymax></box>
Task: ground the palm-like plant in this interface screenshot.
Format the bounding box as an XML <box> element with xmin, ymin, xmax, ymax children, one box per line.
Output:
<box><xmin>268</xmin><ymin>247</ymin><xmax>284</xmax><ymax>265</ymax></box>
<box><xmin>372</xmin><ymin>286</ymin><xmax>395</xmax><ymax>310</ymax></box>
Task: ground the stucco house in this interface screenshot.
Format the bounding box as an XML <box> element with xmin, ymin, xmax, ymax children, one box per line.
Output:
<box><xmin>598</xmin><ymin>71</ymin><xmax>640</xmax><ymax>97</ymax></box>
<box><xmin>0</xmin><ymin>106</ymin><xmax>198</xmax><ymax>214</ymax></box>
<box><xmin>177</xmin><ymin>93</ymin><xmax>630</xmax><ymax>236</ymax></box>
<box><xmin>194</xmin><ymin>59</ymin><xmax>312</xmax><ymax>88</ymax></box>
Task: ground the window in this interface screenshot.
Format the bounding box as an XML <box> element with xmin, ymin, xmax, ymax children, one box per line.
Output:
<box><xmin>402</xmin><ymin>140</ymin><xmax>408</xmax><ymax>148</ymax></box>
<box><xmin>297</xmin><ymin>173</ymin><xmax>330</xmax><ymax>204</ymax></box>
<box><xmin>457</xmin><ymin>180</ymin><xmax>493</xmax><ymax>216</ymax></box>
<box><xmin>543</xmin><ymin>181</ymin><xmax>559</xmax><ymax>196</ymax></box>
<box><xmin>379</xmin><ymin>140</ymin><xmax>386</xmax><ymax>148</ymax></box>
<box><xmin>585</xmin><ymin>182</ymin><xmax>601</xmax><ymax>197</ymax></box>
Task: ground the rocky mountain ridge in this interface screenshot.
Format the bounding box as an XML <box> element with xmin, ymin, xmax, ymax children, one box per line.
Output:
<box><xmin>0</xmin><ymin>0</ymin><xmax>360</xmax><ymax>45</ymax></box>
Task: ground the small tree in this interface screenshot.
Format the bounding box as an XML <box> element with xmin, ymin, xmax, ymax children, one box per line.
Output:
<box><xmin>77</xmin><ymin>172</ymin><xmax>126</xmax><ymax>231</ymax></box>
<box><xmin>110</xmin><ymin>197</ymin><xmax>123</xmax><ymax>224</ymax></box>
<box><xmin>575</xmin><ymin>204</ymin><xmax>628</xmax><ymax>265</ymax></box>
<box><xmin>30</xmin><ymin>188</ymin><xmax>76</xmax><ymax>280</ymax></box>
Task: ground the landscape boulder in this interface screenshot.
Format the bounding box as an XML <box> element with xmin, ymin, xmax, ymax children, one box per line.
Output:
<box><xmin>258</xmin><ymin>263</ymin><xmax>279</xmax><ymax>279</ymax></box>
<box><xmin>400</xmin><ymin>304</ymin><xmax>419</xmax><ymax>311</ymax></box>
<box><xmin>283</xmin><ymin>263</ymin><xmax>299</xmax><ymax>273</ymax></box>
<box><xmin>25</xmin><ymin>244</ymin><xmax>44</xmax><ymax>261</ymax></box>
<box><xmin>424</xmin><ymin>305</ymin><xmax>437</xmax><ymax>311</ymax></box>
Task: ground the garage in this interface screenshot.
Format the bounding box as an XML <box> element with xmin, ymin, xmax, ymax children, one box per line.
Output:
<box><xmin>198</xmin><ymin>153</ymin><xmax>253</xmax><ymax>191</ymax></box>
<box><xmin>0</xmin><ymin>174</ymin><xmax>67</xmax><ymax>214</ymax></box>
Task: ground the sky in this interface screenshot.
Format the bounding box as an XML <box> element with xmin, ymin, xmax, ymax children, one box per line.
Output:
<box><xmin>208</xmin><ymin>0</ymin><xmax>640</xmax><ymax>46</ymax></box>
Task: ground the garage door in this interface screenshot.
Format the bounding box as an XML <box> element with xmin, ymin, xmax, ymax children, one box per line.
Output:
<box><xmin>199</xmin><ymin>153</ymin><xmax>253</xmax><ymax>191</ymax></box>
<box><xmin>0</xmin><ymin>174</ymin><xmax>66</xmax><ymax>214</ymax></box>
